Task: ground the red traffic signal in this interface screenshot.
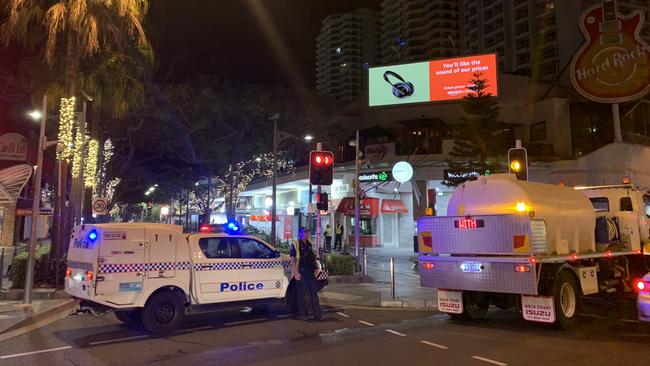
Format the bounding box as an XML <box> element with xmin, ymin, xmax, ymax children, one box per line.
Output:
<box><xmin>309</xmin><ymin>151</ymin><xmax>334</xmax><ymax>185</ymax></box>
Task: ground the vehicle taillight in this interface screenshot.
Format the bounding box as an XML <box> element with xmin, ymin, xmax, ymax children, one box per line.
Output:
<box><xmin>634</xmin><ymin>279</ymin><xmax>648</xmax><ymax>292</ymax></box>
<box><xmin>86</xmin><ymin>270</ymin><xmax>93</xmax><ymax>281</ymax></box>
<box><xmin>199</xmin><ymin>224</ymin><xmax>211</xmax><ymax>233</ymax></box>
<box><xmin>65</xmin><ymin>268</ymin><xmax>72</xmax><ymax>278</ymax></box>
<box><xmin>514</xmin><ymin>264</ymin><xmax>531</xmax><ymax>273</ymax></box>
<box><xmin>422</xmin><ymin>262</ymin><xmax>435</xmax><ymax>270</ymax></box>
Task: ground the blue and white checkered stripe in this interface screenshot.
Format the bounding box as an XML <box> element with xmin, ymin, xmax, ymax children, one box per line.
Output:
<box><xmin>99</xmin><ymin>260</ymin><xmax>291</xmax><ymax>274</ymax></box>
<box><xmin>99</xmin><ymin>262</ymin><xmax>190</xmax><ymax>273</ymax></box>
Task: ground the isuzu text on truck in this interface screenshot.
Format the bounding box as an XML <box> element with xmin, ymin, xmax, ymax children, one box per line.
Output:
<box><xmin>417</xmin><ymin>174</ymin><xmax>650</xmax><ymax>328</ymax></box>
<box><xmin>65</xmin><ymin>223</ymin><xmax>291</xmax><ymax>334</ymax></box>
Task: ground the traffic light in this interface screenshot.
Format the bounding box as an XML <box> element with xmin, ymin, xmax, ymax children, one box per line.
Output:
<box><xmin>309</xmin><ymin>151</ymin><xmax>334</xmax><ymax>185</ymax></box>
<box><xmin>508</xmin><ymin>147</ymin><xmax>528</xmax><ymax>181</ymax></box>
<box><xmin>316</xmin><ymin>192</ymin><xmax>328</xmax><ymax>211</ymax></box>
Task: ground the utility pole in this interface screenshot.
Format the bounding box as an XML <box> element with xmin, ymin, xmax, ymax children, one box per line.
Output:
<box><xmin>270</xmin><ymin>113</ymin><xmax>280</xmax><ymax>245</ymax></box>
<box><xmin>206</xmin><ymin>175</ymin><xmax>212</xmax><ymax>224</ymax></box>
<box><xmin>316</xmin><ymin>142</ymin><xmax>322</xmax><ymax>257</ymax></box>
<box><xmin>24</xmin><ymin>95</ymin><xmax>47</xmax><ymax>304</ymax></box>
<box><xmin>354</xmin><ymin>130</ymin><xmax>360</xmax><ymax>260</ymax></box>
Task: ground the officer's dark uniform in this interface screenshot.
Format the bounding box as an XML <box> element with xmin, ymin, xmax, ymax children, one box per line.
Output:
<box><xmin>290</xmin><ymin>239</ymin><xmax>322</xmax><ymax>320</ymax></box>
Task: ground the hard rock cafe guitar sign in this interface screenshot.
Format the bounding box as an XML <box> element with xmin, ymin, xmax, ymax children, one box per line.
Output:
<box><xmin>571</xmin><ymin>0</ymin><xmax>650</xmax><ymax>103</ymax></box>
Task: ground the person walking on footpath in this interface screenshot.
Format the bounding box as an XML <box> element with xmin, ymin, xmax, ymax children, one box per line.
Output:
<box><xmin>324</xmin><ymin>224</ymin><xmax>333</xmax><ymax>253</ymax></box>
<box><xmin>290</xmin><ymin>228</ymin><xmax>323</xmax><ymax>321</ymax></box>
<box><xmin>335</xmin><ymin>223</ymin><xmax>344</xmax><ymax>252</ymax></box>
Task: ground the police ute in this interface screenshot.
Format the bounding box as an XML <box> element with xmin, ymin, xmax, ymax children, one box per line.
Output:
<box><xmin>65</xmin><ymin>222</ymin><xmax>291</xmax><ymax>334</ymax></box>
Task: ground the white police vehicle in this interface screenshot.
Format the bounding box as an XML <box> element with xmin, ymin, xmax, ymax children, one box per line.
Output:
<box><xmin>65</xmin><ymin>222</ymin><xmax>291</xmax><ymax>334</ymax></box>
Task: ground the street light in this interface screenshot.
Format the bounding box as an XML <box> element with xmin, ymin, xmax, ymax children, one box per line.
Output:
<box><xmin>304</xmin><ymin>134</ymin><xmax>314</xmax><ymax>142</ymax></box>
<box><xmin>28</xmin><ymin>110</ymin><xmax>42</xmax><ymax>121</ymax></box>
<box><xmin>24</xmin><ymin>95</ymin><xmax>58</xmax><ymax>304</ymax></box>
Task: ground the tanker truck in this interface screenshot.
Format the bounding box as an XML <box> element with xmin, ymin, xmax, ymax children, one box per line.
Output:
<box><xmin>417</xmin><ymin>174</ymin><xmax>650</xmax><ymax>329</ymax></box>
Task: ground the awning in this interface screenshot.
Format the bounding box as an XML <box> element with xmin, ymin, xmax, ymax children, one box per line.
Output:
<box><xmin>0</xmin><ymin>164</ymin><xmax>32</xmax><ymax>203</ymax></box>
<box><xmin>381</xmin><ymin>199</ymin><xmax>408</xmax><ymax>213</ymax></box>
<box><xmin>335</xmin><ymin>197</ymin><xmax>379</xmax><ymax>217</ymax></box>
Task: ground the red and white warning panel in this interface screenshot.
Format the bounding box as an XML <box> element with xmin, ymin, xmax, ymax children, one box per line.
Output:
<box><xmin>521</xmin><ymin>295</ymin><xmax>555</xmax><ymax>323</ymax></box>
<box><xmin>437</xmin><ymin>289</ymin><xmax>463</xmax><ymax>314</ymax></box>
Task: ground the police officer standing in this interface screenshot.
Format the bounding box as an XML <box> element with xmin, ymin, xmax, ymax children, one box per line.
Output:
<box><xmin>290</xmin><ymin>228</ymin><xmax>322</xmax><ymax>321</ymax></box>
<box><xmin>334</xmin><ymin>223</ymin><xmax>343</xmax><ymax>252</ymax></box>
<box><xmin>324</xmin><ymin>224</ymin><xmax>333</xmax><ymax>253</ymax></box>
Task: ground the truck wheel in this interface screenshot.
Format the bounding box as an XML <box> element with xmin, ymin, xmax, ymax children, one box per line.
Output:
<box><xmin>463</xmin><ymin>291</ymin><xmax>489</xmax><ymax>320</ymax></box>
<box><xmin>114</xmin><ymin>310</ymin><xmax>142</xmax><ymax>328</ymax></box>
<box><xmin>141</xmin><ymin>291</ymin><xmax>185</xmax><ymax>335</ymax></box>
<box><xmin>552</xmin><ymin>270</ymin><xmax>581</xmax><ymax>330</ymax></box>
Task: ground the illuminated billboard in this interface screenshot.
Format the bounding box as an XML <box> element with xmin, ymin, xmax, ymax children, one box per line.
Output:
<box><xmin>368</xmin><ymin>53</ymin><xmax>498</xmax><ymax>107</ymax></box>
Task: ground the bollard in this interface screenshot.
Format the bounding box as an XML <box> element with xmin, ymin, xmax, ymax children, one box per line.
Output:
<box><xmin>363</xmin><ymin>251</ymin><xmax>367</xmax><ymax>277</ymax></box>
<box><xmin>390</xmin><ymin>257</ymin><xmax>396</xmax><ymax>299</ymax></box>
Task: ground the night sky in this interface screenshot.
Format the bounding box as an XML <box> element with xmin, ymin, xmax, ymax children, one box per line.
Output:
<box><xmin>148</xmin><ymin>0</ymin><xmax>381</xmax><ymax>88</ymax></box>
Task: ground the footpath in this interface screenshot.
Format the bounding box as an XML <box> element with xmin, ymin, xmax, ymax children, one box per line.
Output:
<box><xmin>320</xmin><ymin>247</ymin><xmax>437</xmax><ymax>309</ymax></box>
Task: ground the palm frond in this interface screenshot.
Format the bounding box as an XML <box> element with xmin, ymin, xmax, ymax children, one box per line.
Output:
<box><xmin>43</xmin><ymin>2</ymin><xmax>67</xmax><ymax>63</ymax></box>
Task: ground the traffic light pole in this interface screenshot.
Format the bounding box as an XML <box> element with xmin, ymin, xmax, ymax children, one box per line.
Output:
<box><xmin>316</xmin><ymin>142</ymin><xmax>322</xmax><ymax>258</ymax></box>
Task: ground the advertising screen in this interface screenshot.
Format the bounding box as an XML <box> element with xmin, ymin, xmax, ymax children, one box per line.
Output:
<box><xmin>368</xmin><ymin>53</ymin><xmax>498</xmax><ymax>107</ymax></box>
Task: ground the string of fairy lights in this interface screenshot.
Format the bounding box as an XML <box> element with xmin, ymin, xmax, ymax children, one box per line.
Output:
<box><xmin>57</xmin><ymin>96</ymin><xmax>76</xmax><ymax>161</ymax></box>
<box><xmin>71</xmin><ymin>123</ymin><xmax>86</xmax><ymax>178</ymax></box>
<box><xmin>84</xmin><ymin>139</ymin><xmax>99</xmax><ymax>188</ymax></box>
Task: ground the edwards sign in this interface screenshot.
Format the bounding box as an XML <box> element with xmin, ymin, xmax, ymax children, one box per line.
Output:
<box><xmin>571</xmin><ymin>0</ymin><xmax>650</xmax><ymax>103</ymax></box>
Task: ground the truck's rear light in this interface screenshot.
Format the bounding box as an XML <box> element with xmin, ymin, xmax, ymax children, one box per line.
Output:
<box><xmin>528</xmin><ymin>256</ymin><xmax>537</xmax><ymax>264</ymax></box>
<box><xmin>65</xmin><ymin>268</ymin><xmax>72</xmax><ymax>278</ymax></box>
<box><xmin>514</xmin><ymin>264</ymin><xmax>531</xmax><ymax>273</ymax></box>
<box><xmin>605</xmin><ymin>251</ymin><xmax>613</xmax><ymax>258</ymax></box>
<box><xmin>86</xmin><ymin>270</ymin><xmax>93</xmax><ymax>281</ymax></box>
<box><xmin>569</xmin><ymin>253</ymin><xmax>578</xmax><ymax>261</ymax></box>
<box><xmin>422</xmin><ymin>262</ymin><xmax>435</xmax><ymax>270</ymax></box>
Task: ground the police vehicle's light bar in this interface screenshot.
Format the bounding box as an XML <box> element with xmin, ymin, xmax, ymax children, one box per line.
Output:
<box><xmin>226</xmin><ymin>221</ymin><xmax>241</xmax><ymax>234</ymax></box>
<box><xmin>88</xmin><ymin>229</ymin><xmax>98</xmax><ymax>242</ymax></box>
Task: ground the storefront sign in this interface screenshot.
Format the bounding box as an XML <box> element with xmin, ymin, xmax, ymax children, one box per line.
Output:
<box><xmin>16</xmin><ymin>208</ymin><xmax>53</xmax><ymax>216</ymax></box>
<box><xmin>337</xmin><ymin>197</ymin><xmax>379</xmax><ymax>217</ymax></box>
<box><xmin>392</xmin><ymin>161</ymin><xmax>413</xmax><ymax>183</ymax></box>
<box><xmin>368</xmin><ymin>53</ymin><xmax>498</xmax><ymax>107</ymax></box>
<box><xmin>358</xmin><ymin>171</ymin><xmax>391</xmax><ymax>183</ymax></box>
<box><xmin>571</xmin><ymin>2</ymin><xmax>650</xmax><ymax>102</ymax></box>
<box><xmin>443</xmin><ymin>169</ymin><xmax>480</xmax><ymax>181</ymax></box>
<box><xmin>0</xmin><ymin>133</ymin><xmax>28</xmax><ymax>161</ymax></box>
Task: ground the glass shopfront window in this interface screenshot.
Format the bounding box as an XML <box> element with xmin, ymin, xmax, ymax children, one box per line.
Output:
<box><xmin>351</xmin><ymin>217</ymin><xmax>376</xmax><ymax>236</ymax></box>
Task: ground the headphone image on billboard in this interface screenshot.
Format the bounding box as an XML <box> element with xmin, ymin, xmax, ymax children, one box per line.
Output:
<box><xmin>383</xmin><ymin>70</ymin><xmax>414</xmax><ymax>98</ymax></box>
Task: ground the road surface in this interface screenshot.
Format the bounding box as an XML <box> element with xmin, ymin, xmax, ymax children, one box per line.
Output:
<box><xmin>0</xmin><ymin>303</ymin><xmax>648</xmax><ymax>365</ymax></box>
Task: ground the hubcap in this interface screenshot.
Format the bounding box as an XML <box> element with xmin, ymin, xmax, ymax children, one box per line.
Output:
<box><xmin>559</xmin><ymin>283</ymin><xmax>576</xmax><ymax>318</ymax></box>
<box><xmin>156</xmin><ymin>302</ymin><xmax>175</xmax><ymax>324</ymax></box>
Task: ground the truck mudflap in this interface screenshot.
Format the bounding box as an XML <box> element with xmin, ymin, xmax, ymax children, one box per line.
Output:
<box><xmin>420</xmin><ymin>256</ymin><xmax>538</xmax><ymax>295</ymax></box>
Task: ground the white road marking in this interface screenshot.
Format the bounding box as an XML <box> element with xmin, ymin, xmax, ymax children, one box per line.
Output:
<box><xmin>89</xmin><ymin>335</ymin><xmax>149</xmax><ymax>346</ymax></box>
<box><xmin>225</xmin><ymin>318</ymin><xmax>266</xmax><ymax>326</ymax></box>
<box><xmin>385</xmin><ymin>329</ymin><xmax>406</xmax><ymax>337</ymax></box>
<box><xmin>336</xmin><ymin>312</ymin><xmax>350</xmax><ymax>318</ymax></box>
<box><xmin>471</xmin><ymin>356</ymin><xmax>508</xmax><ymax>366</ymax></box>
<box><xmin>620</xmin><ymin>319</ymin><xmax>640</xmax><ymax>323</ymax></box>
<box><xmin>357</xmin><ymin>320</ymin><xmax>375</xmax><ymax>326</ymax></box>
<box><xmin>188</xmin><ymin>325</ymin><xmax>214</xmax><ymax>331</ymax></box>
<box><xmin>0</xmin><ymin>346</ymin><xmax>72</xmax><ymax>359</ymax></box>
<box><xmin>420</xmin><ymin>340</ymin><xmax>449</xmax><ymax>349</ymax></box>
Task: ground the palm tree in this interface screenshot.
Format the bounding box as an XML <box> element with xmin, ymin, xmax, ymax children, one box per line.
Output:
<box><xmin>0</xmin><ymin>0</ymin><xmax>151</xmax><ymax>277</ymax></box>
<box><xmin>1</xmin><ymin>0</ymin><xmax>149</xmax><ymax>96</ymax></box>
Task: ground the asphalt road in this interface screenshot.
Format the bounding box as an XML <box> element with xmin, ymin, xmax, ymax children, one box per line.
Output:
<box><xmin>1</xmin><ymin>303</ymin><xmax>649</xmax><ymax>366</ymax></box>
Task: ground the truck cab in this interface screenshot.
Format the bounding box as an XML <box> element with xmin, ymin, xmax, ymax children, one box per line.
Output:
<box><xmin>65</xmin><ymin>223</ymin><xmax>291</xmax><ymax>334</ymax></box>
